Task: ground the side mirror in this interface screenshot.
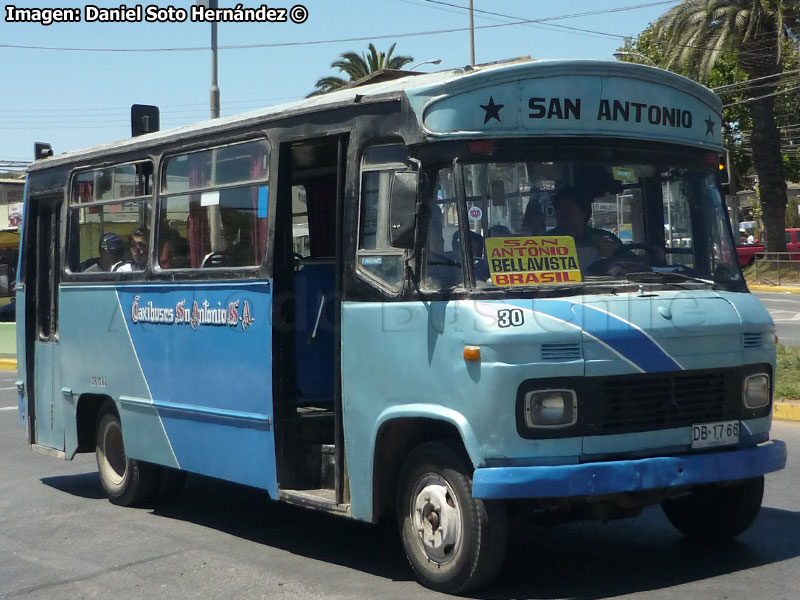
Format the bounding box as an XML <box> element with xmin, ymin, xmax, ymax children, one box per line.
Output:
<box><xmin>389</xmin><ymin>171</ymin><xmax>419</xmax><ymax>249</ymax></box>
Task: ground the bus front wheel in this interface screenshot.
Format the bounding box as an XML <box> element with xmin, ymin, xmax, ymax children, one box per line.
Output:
<box><xmin>96</xmin><ymin>408</ymin><xmax>158</xmax><ymax>506</ymax></box>
<box><xmin>661</xmin><ymin>476</ymin><xmax>764</xmax><ymax>540</ymax></box>
<box><xmin>396</xmin><ymin>441</ymin><xmax>508</xmax><ymax>594</ymax></box>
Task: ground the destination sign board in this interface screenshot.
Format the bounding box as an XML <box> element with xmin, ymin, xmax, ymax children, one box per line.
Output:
<box><xmin>408</xmin><ymin>63</ymin><xmax>723</xmax><ymax>149</ymax></box>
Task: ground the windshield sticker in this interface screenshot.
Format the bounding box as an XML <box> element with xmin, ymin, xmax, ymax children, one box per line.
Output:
<box><xmin>130</xmin><ymin>295</ymin><xmax>255</xmax><ymax>331</ymax></box>
<box><xmin>612</xmin><ymin>166</ymin><xmax>638</xmax><ymax>183</ymax></box>
<box><xmin>485</xmin><ymin>236</ymin><xmax>582</xmax><ymax>286</ymax></box>
<box><xmin>468</xmin><ymin>206</ymin><xmax>483</xmax><ymax>221</ymax></box>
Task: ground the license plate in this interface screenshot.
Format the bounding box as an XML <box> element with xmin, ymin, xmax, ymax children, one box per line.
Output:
<box><xmin>691</xmin><ymin>421</ymin><xmax>740</xmax><ymax>449</ymax></box>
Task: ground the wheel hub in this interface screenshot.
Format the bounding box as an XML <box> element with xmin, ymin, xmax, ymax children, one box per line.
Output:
<box><xmin>102</xmin><ymin>422</ymin><xmax>127</xmax><ymax>485</ymax></box>
<box><xmin>411</xmin><ymin>475</ymin><xmax>462</xmax><ymax>564</ymax></box>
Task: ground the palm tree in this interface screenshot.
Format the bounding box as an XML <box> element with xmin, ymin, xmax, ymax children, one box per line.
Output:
<box><xmin>309</xmin><ymin>43</ymin><xmax>413</xmax><ymax>96</ymax></box>
<box><xmin>653</xmin><ymin>0</ymin><xmax>799</xmax><ymax>251</ymax></box>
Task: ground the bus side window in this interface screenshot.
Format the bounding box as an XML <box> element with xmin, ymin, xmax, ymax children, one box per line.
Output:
<box><xmin>67</xmin><ymin>162</ymin><xmax>153</xmax><ymax>274</ymax></box>
<box><xmin>357</xmin><ymin>143</ymin><xmax>408</xmax><ymax>291</ymax></box>
<box><xmin>158</xmin><ymin>139</ymin><xmax>270</xmax><ymax>270</ymax></box>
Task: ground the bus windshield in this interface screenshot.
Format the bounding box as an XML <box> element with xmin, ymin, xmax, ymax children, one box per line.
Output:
<box><xmin>422</xmin><ymin>145</ymin><xmax>741</xmax><ymax>292</ymax></box>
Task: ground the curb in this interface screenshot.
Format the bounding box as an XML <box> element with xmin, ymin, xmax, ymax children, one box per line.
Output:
<box><xmin>0</xmin><ymin>359</ymin><xmax>16</xmax><ymax>371</ymax></box>
<box><xmin>774</xmin><ymin>400</ymin><xmax>800</xmax><ymax>422</ymax></box>
<box><xmin>749</xmin><ymin>283</ymin><xmax>800</xmax><ymax>294</ymax></box>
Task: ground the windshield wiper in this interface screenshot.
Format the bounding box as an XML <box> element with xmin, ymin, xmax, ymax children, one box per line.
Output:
<box><xmin>624</xmin><ymin>271</ymin><xmax>715</xmax><ymax>287</ymax></box>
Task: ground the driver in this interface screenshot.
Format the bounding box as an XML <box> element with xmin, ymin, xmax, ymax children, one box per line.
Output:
<box><xmin>548</xmin><ymin>187</ymin><xmax>632</xmax><ymax>273</ymax></box>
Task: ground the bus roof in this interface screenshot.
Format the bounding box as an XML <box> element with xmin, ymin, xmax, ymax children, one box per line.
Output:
<box><xmin>28</xmin><ymin>59</ymin><xmax>723</xmax><ymax>172</ymax></box>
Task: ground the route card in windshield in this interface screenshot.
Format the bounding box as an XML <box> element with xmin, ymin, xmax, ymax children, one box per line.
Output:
<box><xmin>485</xmin><ymin>236</ymin><xmax>582</xmax><ymax>286</ymax></box>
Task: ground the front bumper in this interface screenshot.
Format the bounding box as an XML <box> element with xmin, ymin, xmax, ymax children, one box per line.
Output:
<box><xmin>472</xmin><ymin>440</ymin><xmax>787</xmax><ymax>499</ymax></box>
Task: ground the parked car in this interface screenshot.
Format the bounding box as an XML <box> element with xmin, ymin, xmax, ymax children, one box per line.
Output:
<box><xmin>736</xmin><ymin>228</ymin><xmax>800</xmax><ymax>266</ymax></box>
<box><xmin>785</xmin><ymin>228</ymin><xmax>800</xmax><ymax>257</ymax></box>
<box><xmin>736</xmin><ymin>241</ymin><xmax>765</xmax><ymax>266</ymax></box>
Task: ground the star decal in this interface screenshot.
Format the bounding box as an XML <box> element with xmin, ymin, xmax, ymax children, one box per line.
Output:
<box><xmin>705</xmin><ymin>115</ymin><xmax>716</xmax><ymax>136</ymax></box>
<box><xmin>480</xmin><ymin>96</ymin><xmax>504</xmax><ymax>124</ymax></box>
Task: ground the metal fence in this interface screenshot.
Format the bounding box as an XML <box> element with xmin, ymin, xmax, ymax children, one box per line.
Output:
<box><xmin>753</xmin><ymin>252</ymin><xmax>800</xmax><ymax>285</ymax></box>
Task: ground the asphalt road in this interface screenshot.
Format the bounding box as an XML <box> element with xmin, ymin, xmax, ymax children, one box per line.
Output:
<box><xmin>1</xmin><ymin>377</ymin><xmax>799</xmax><ymax>600</ymax></box>
<box><xmin>753</xmin><ymin>290</ymin><xmax>800</xmax><ymax>346</ymax></box>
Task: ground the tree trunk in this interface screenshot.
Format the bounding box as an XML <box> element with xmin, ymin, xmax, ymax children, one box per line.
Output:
<box><xmin>750</xmin><ymin>94</ymin><xmax>788</xmax><ymax>252</ymax></box>
<box><xmin>739</xmin><ymin>28</ymin><xmax>788</xmax><ymax>252</ymax></box>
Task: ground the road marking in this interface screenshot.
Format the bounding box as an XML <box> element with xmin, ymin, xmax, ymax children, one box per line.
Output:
<box><xmin>0</xmin><ymin>406</ymin><xmax>17</xmax><ymax>411</ymax></box>
<box><xmin>0</xmin><ymin>386</ymin><xmax>18</xmax><ymax>390</ymax></box>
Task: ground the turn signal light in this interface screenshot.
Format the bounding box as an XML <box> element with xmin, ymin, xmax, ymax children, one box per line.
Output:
<box><xmin>463</xmin><ymin>346</ymin><xmax>481</xmax><ymax>361</ymax></box>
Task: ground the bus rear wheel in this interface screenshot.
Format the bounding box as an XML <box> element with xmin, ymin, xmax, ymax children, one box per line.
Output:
<box><xmin>661</xmin><ymin>476</ymin><xmax>764</xmax><ymax>540</ymax></box>
<box><xmin>96</xmin><ymin>407</ymin><xmax>158</xmax><ymax>506</ymax></box>
<box><xmin>396</xmin><ymin>441</ymin><xmax>507</xmax><ymax>594</ymax></box>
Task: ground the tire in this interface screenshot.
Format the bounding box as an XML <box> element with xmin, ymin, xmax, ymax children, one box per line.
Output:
<box><xmin>95</xmin><ymin>406</ymin><xmax>158</xmax><ymax>507</ymax></box>
<box><xmin>661</xmin><ymin>476</ymin><xmax>764</xmax><ymax>541</ymax></box>
<box><xmin>154</xmin><ymin>467</ymin><xmax>187</xmax><ymax>504</ymax></box>
<box><xmin>396</xmin><ymin>441</ymin><xmax>508</xmax><ymax>594</ymax></box>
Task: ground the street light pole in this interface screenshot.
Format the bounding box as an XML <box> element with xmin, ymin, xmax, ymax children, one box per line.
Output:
<box><xmin>612</xmin><ymin>51</ymin><xmax>658</xmax><ymax>67</ymax></box>
<box><xmin>468</xmin><ymin>0</ymin><xmax>475</xmax><ymax>66</ymax></box>
<box><xmin>408</xmin><ymin>59</ymin><xmax>442</xmax><ymax>71</ymax></box>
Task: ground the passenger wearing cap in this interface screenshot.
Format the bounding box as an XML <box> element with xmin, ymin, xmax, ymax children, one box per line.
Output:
<box><xmin>82</xmin><ymin>233</ymin><xmax>126</xmax><ymax>272</ymax></box>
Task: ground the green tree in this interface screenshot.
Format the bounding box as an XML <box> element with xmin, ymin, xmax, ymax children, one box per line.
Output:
<box><xmin>620</xmin><ymin>28</ymin><xmax>800</xmax><ymax>224</ymax></box>
<box><xmin>309</xmin><ymin>43</ymin><xmax>413</xmax><ymax>97</ymax></box>
<box><xmin>650</xmin><ymin>0</ymin><xmax>799</xmax><ymax>252</ymax></box>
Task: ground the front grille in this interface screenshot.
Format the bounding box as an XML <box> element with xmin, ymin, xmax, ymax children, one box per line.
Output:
<box><xmin>595</xmin><ymin>372</ymin><xmax>726</xmax><ymax>433</ymax></box>
<box><xmin>579</xmin><ymin>369</ymin><xmax>743</xmax><ymax>435</ymax></box>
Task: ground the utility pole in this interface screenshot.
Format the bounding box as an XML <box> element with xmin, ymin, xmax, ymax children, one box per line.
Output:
<box><xmin>197</xmin><ymin>0</ymin><xmax>220</xmax><ymax>119</ymax></box>
<box><xmin>468</xmin><ymin>0</ymin><xmax>475</xmax><ymax>66</ymax></box>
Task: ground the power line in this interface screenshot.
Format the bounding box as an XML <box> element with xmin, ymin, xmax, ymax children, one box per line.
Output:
<box><xmin>0</xmin><ymin>1</ymin><xmax>681</xmax><ymax>53</ymax></box>
<box><xmin>420</xmin><ymin>0</ymin><xmax>785</xmax><ymax>63</ymax></box>
<box><xmin>397</xmin><ymin>0</ymin><xmax>625</xmax><ymax>41</ymax></box>
<box><xmin>713</xmin><ymin>69</ymin><xmax>800</xmax><ymax>93</ymax></box>
<box><xmin>410</xmin><ymin>0</ymin><xmax>631</xmax><ymax>40</ymax></box>
<box><xmin>421</xmin><ymin>0</ymin><xmax>678</xmax><ymax>25</ymax></box>
<box><xmin>723</xmin><ymin>85</ymin><xmax>800</xmax><ymax>108</ymax></box>
<box><xmin>0</xmin><ymin>96</ymin><xmax>300</xmax><ymax>114</ymax></box>
<box><xmin>0</xmin><ymin>103</ymin><xmax>290</xmax><ymax>121</ymax></box>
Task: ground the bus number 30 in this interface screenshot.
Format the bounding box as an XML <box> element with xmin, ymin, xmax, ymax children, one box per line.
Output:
<box><xmin>497</xmin><ymin>309</ymin><xmax>524</xmax><ymax>328</ymax></box>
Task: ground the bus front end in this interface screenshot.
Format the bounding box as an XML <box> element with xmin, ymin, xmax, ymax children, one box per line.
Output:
<box><xmin>344</xmin><ymin>60</ymin><xmax>787</xmax><ymax>593</ymax></box>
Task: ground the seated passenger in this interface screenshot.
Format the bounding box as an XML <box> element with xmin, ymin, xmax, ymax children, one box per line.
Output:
<box><xmin>450</xmin><ymin>230</ymin><xmax>489</xmax><ymax>282</ymax></box>
<box><xmin>488</xmin><ymin>224</ymin><xmax>512</xmax><ymax>238</ymax></box>
<box><xmin>129</xmin><ymin>228</ymin><xmax>149</xmax><ymax>270</ymax></box>
<box><xmin>521</xmin><ymin>201</ymin><xmax>547</xmax><ymax>236</ymax></box>
<box><xmin>82</xmin><ymin>233</ymin><xmax>126</xmax><ymax>272</ymax></box>
<box><xmin>115</xmin><ymin>228</ymin><xmax>149</xmax><ymax>272</ymax></box>
<box><xmin>425</xmin><ymin>204</ymin><xmax>462</xmax><ymax>287</ymax></box>
<box><xmin>159</xmin><ymin>227</ymin><xmax>190</xmax><ymax>269</ymax></box>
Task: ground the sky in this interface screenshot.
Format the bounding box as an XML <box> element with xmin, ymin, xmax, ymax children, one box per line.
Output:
<box><xmin>0</xmin><ymin>0</ymin><xmax>680</xmax><ymax>166</ymax></box>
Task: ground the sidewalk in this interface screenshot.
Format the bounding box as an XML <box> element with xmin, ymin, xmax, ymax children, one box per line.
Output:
<box><xmin>749</xmin><ymin>283</ymin><xmax>800</xmax><ymax>294</ymax></box>
<box><xmin>775</xmin><ymin>400</ymin><xmax>800</xmax><ymax>422</ymax></box>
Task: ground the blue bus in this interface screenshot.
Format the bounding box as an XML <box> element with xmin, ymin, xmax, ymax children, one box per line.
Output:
<box><xmin>18</xmin><ymin>58</ymin><xmax>786</xmax><ymax>593</ymax></box>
